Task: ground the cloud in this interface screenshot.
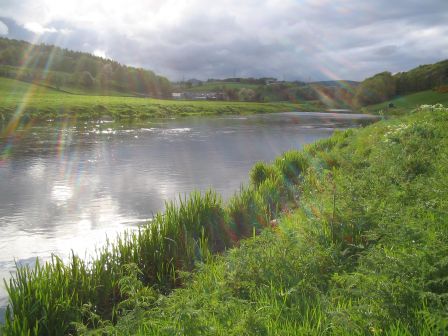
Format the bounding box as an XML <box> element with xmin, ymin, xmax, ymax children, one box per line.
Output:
<box><xmin>0</xmin><ymin>20</ymin><xmax>8</xmax><ymax>35</ymax></box>
<box><xmin>24</xmin><ymin>22</ymin><xmax>57</xmax><ymax>34</ymax></box>
<box><xmin>93</xmin><ymin>49</ymin><xmax>107</xmax><ymax>59</ymax></box>
<box><xmin>1</xmin><ymin>0</ymin><xmax>447</xmax><ymax>81</ymax></box>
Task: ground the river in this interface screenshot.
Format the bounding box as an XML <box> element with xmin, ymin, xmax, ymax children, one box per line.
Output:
<box><xmin>0</xmin><ymin>111</ymin><xmax>378</xmax><ymax>315</ymax></box>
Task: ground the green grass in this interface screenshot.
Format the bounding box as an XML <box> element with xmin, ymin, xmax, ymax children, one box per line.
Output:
<box><xmin>0</xmin><ymin>78</ymin><xmax>317</xmax><ymax>123</ymax></box>
<box><xmin>2</xmin><ymin>104</ymin><xmax>447</xmax><ymax>335</ymax></box>
<box><xmin>0</xmin><ymin>65</ymin><xmax>136</xmax><ymax>97</ymax></box>
<box><xmin>362</xmin><ymin>89</ymin><xmax>448</xmax><ymax>115</ymax></box>
<box><xmin>96</xmin><ymin>104</ymin><xmax>446</xmax><ymax>335</ymax></box>
<box><xmin>1</xmin><ymin>148</ymin><xmax>307</xmax><ymax>335</ymax></box>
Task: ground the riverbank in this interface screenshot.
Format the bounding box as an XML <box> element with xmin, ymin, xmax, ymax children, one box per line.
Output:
<box><xmin>1</xmin><ymin>111</ymin><xmax>368</xmax><ymax>322</ymax></box>
<box><xmin>106</xmin><ymin>104</ymin><xmax>448</xmax><ymax>335</ymax></box>
<box><xmin>2</xmin><ymin>105</ymin><xmax>447</xmax><ymax>335</ymax></box>
<box><xmin>0</xmin><ymin>78</ymin><xmax>321</xmax><ymax>124</ymax></box>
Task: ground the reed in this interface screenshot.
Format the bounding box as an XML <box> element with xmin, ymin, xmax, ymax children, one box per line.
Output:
<box><xmin>2</xmin><ymin>151</ymin><xmax>306</xmax><ymax>335</ymax></box>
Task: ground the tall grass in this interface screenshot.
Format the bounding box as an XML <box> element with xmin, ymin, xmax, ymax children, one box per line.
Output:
<box><xmin>2</xmin><ymin>150</ymin><xmax>309</xmax><ymax>335</ymax></box>
<box><xmin>87</xmin><ymin>104</ymin><xmax>447</xmax><ymax>336</ymax></box>
<box><xmin>6</xmin><ymin>105</ymin><xmax>447</xmax><ymax>335</ymax></box>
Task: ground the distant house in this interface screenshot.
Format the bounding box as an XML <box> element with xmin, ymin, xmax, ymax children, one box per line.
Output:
<box><xmin>172</xmin><ymin>92</ymin><xmax>185</xmax><ymax>99</ymax></box>
<box><xmin>172</xmin><ymin>91</ymin><xmax>226</xmax><ymax>101</ymax></box>
<box><xmin>265</xmin><ymin>78</ymin><xmax>278</xmax><ymax>85</ymax></box>
<box><xmin>183</xmin><ymin>92</ymin><xmax>207</xmax><ymax>100</ymax></box>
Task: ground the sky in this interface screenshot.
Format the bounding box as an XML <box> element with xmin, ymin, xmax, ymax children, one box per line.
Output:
<box><xmin>0</xmin><ymin>0</ymin><xmax>447</xmax><ymax>81</ymax></box>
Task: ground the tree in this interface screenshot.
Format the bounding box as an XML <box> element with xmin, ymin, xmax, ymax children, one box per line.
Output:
<box><xmin>238</xmin><ymin>88</ymin><xmax>256</xmax><ymax>101</ymax></box>
<box><xmin>354</xmin><ymin>72</ymin><xmax>396</xmax><ymax>107</ymax></box>
<box><xmin>79</xmin><ymin>71</ymin><xmax>94</xmax><ymax>88</ymax></box>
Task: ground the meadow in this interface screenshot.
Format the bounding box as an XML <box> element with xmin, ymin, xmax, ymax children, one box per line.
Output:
<box><xmin>2</xmin><ymin>104</ymin><xmax>447</xmax><ymax>335</ymax></box>
<box><xmin>0</xmin><ymin>78</ymin><xmax>317</xmax><ymax>124</ymax></box>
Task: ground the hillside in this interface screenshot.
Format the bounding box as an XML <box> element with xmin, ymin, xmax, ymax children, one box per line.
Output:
<box><xmin>354</xmin><ymin>59</ymin><xmax>448</xmax><ymax>108</ymax></box>
<box><xmin>0</xmin><ymin>37</ymin><xmax>171</xmax><ymax>98</ymax></box>
<box><xmin>363</xmin><ymin>89</ymin><xmax>448</xmax><ymax>115</ymax></box>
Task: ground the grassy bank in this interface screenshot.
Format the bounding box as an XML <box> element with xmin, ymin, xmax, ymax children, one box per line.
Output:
<box><xmin>362</xmin><ymin>89</ymin><xmax>448</xmax><ymax>116</ymax></box>
<box><xmin>102</xmin><ymin>104</ymin><xmax>447</xmax><ymax>335</ymax></box>
<box><xmin>0</xmin><ymin>78</ymin><xmax>318</xmax><ymax>124</ymax></box>
<box><xmin>2</xmin><ymin>105</ymin><xmax>447</xmax><ymax>335</ymax></box>
<box><xmin>1</xmin><ymin>145</ymin><xmax>308</xmax><ymax>335</ymax></box>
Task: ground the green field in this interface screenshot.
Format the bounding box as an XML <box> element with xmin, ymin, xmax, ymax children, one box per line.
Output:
<box><xmin>362</xmin><ymin>89</ymin><xmax>448</xmax><ymax>115</ymax></box>
<box><xmin>3</xmin><ymin>104</ymin><xmax>447</xmax><ymax>335</ymax></box>
<box><xmin>0</xmin><ymin>77</ymin><xmax>319</xmax><ymax>123</ymax></box>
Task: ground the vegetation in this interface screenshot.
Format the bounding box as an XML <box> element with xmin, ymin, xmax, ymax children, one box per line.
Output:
<box><xmin>1</xmin><ymin>147</ymin><xmax>305</xmax><ymax>335</ymax></box>
<box><xmin>395</xmin><ymin>60</ymin><xmax>448</xmax><ymax>94</ymax></box>
<box><xmin>2</xmin><ymin>104</ymin><xmax>447</xmax><ymax>335</ymax></box>
<box><xmin>354</xmin><ymin>59</ymin><xmax>448</xmax><ymax>107</ymax></box>
<box><xmin>177</xmin><ymin>79</ymin><xmax>357</xmax><ymax>107</ymax></box>
<box><xmin>0</xmin><ymin>77</ymin><xmax>315</xmax><ymax>124</ymax></box>
<box><xmin>0</xmin><ymin>37</ymin><xmax>171</xmax><ymax>97</ymax></box>
<box><xmin>0</xmin><ymin>37</ymin><xmax>355</xmax><ymax>107</ymax></box>
<box><xmin>107</xmin><ymin>104</ymin><xmax>448</xmax><ymax>335</ymax></box>
<box><xmin>1</xmin><ymin>36</ymin><xmax>447</xmax><ymax>111</ymax></box>
<box><xmin>182</xmin><ymin>81</ymin><xmax>260</xmax><ymax>92</ymax></box>
<box><xmin>354</xmin><ymin>72</ymin><xmax>396</xmax><ymax>106</ymax></box>
<box><xmin>182</xmin><ymin>59</ymin><xmax>448</xmax><ymax>109</ymax></box>
<box><xmin>362</xmin><ymin>89</ymin><xmax>448</xmax><ymax>116</ymax></box>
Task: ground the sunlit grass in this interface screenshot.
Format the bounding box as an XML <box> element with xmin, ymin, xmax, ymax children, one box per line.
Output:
<box><xmin>0</xmin><ymin>77</ymin><xmax>318</xmax><ymax>124</ymax></box>
<box><xmin>107</xmin><ymin>104</ymin><xmax>447</xmax><ymax>335</ymax></box>
<box><xmin>2</xmin><ymin>149</ymin><xmax>311</xmax><ymax>335</ymax></box>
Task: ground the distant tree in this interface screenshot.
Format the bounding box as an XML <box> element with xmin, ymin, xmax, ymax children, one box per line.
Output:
<box><xmin>0</xmin><ymin>47</ymin><xmax>20</xmax><ymax>66</ymax></box>
<box><xmin>354</xmin><ymin>72</ymin><xmax>396</xmax><ymax>107</ymax></box>
<box><xmin>224</xmin><ymin>87</ymin><xmax>238</xmax><ymax>100</ymax></box>
<box><xmin>238</xmin><ymin>88</ymin><xmax>256</xmax><ymax>101</ymax></box>
<box><xmin>112</xmin><ymin>66</ymin><xmax>129</xmax><ymax>91</ymax></box>
<box><xmin>98</xmin><ymin>63</ymin><xmax>113</xmax><ymax>88</ymax></box>
<box><xmin>158</xmin><ymin>77</ymin><xmax>172</xmax><ymax>98</ymax></box>
<box><xmin>79</xmin><ymin>71</ymin><xmax>94</xmax><ymax>88</ymax></box>
<box><xmin>49</xmin><ymin>73</ymin><xmax>64</xmax><ymax>90</ymax></box>
<box><xmin>395</xmin><ymin>60</ymin><xmax>448</xmax><ymax>94</ymax></box>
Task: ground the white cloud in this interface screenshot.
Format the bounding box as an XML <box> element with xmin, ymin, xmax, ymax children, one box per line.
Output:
<box><xmin>93</xmin><ymin>49</ymin><xmax>107</xmax><ymax>59</ymax></box>
<box><xmin>24</xmin><ymin>22</ymin><xmax>57</xmax><ymax>34</ymax></box>
<box><xmin>0</xmin><ymin>20</ymin><xmax>8</xmax><ymax>35</ymax></box>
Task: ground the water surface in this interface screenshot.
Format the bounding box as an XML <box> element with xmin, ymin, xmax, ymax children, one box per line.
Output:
<box><xmin>0</xmin><ymin>112</ymin><xmax>378</xmax><ymax>312</ymax></box>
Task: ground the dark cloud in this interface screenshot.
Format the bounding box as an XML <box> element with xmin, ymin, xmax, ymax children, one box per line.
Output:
<box><xmin>1</xmin><ymin>0</ymin><xmax>447</xmax><ymax>81</ymax></box>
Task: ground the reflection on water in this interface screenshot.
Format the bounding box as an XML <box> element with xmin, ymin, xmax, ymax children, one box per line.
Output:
<box><xmin>0</xmin><ymin>112</ymin><xmax>379</xmax><ymax>311</ymax></box>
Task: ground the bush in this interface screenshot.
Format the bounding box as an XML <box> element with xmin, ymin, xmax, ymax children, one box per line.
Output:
<box><xmin>249</xmin><ymin>162</ymin><xmax>280</xmax><ymax>188</ymax></box>
<box><xmin>274</xmin><ymin>150</ymin><xmax>309</xmax><ymax>185</ymax></box>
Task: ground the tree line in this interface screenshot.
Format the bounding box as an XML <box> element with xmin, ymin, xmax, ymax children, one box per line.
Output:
<box><xmin>354</xmin><ymin>60</ymin><xmax>448</xmax><ymax>106</ymax></box>
<box><xmin>0</xmin><ymin>37</ymin><xmax>171</xmax><ymax>97</ymax></box>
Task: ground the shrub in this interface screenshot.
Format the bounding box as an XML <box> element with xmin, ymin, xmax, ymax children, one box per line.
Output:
<box><xmin>227</xmin><ymin>187</ymin><xmax>267</xmax><ymax>238</ymax></box>
<box><xmin>249</xmin><ymin>162</ymin><xmax>280</xmax><ymax>188</ymax></box>
<box><xmin>274</xmin><ymin>150</ymin><xmax>309</xmax><ymax>185</ymax></box>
